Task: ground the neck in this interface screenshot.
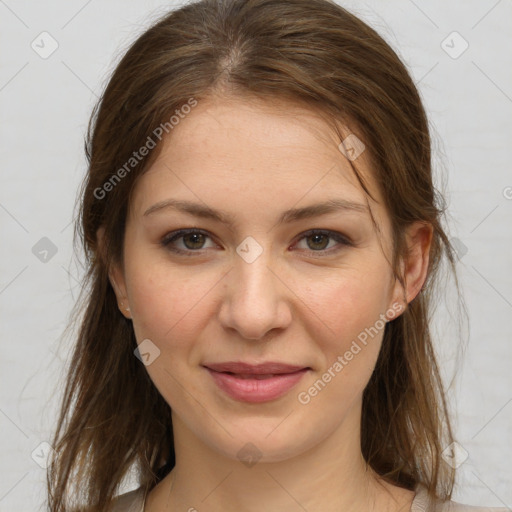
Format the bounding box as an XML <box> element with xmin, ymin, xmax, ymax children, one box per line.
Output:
<box><xmin>146</xmin><ymin>402</ymin><xmax>414</xmax><ymax>512</ymax></box>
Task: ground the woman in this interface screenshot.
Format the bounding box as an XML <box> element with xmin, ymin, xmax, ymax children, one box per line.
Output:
<box><xmin>46</xmin><ymin>0</ymin><xmax>507</xmax><ymax>511</ymax></box>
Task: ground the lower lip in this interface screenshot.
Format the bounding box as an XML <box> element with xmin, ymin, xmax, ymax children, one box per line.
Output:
<box><xmin>206</xmin><ymin>368</ymin><xmax>309</xmax><ymax>403</ymax></box>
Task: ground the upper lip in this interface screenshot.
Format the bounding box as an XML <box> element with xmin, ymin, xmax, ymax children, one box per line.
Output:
<box><xmin>203</xmin><ymin>362</ymin><xmax>309</xmax><ymax>375</ymax></box>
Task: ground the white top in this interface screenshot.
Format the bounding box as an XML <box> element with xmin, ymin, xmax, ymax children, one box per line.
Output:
<box><xmin>110</xmin><ymin>483</ymin><xmax>509</xmax><ymax>511</ymax></box>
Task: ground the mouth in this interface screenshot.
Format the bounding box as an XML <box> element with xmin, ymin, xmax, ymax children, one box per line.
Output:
<box><xmin>203</xmin><ymin>362</ymin><xmax>310</xmax><ymax>403</ymax></box>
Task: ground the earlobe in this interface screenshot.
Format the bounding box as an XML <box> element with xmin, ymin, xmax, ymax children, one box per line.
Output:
<box><xmin>388</xmin><ymin>222</ymin><xmax>433</xmax><ymax>314</ymax></box>
<box><xmin>96</xmin><ymin>226</ymin><xmax>131</xmax><ymax>319</ymax></box>
<box><xmin>402</xmin><ymin>221</ymin><xmax>433</xmax><ymax>304</ymax></box>
<box><xmin>110</xmin><ymin>271</ymin><xmax>131</xmax><ymax>319</ymax></box>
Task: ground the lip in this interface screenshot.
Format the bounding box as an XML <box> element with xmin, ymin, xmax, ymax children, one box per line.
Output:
<box><xmin>204</xmin><ymin>361</ymin><xmax>307</xmax><ymax>374</ymax></box>
<box><xmin>203</xmin><ymin>361</ymin><xmax>310</xmax><ymax>403</ymax></box>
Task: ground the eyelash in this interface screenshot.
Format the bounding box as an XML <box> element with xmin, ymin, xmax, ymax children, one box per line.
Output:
<box><xmin>160</xmin><ymin>228</ymin><xmax>352</xmax><ymax>257</ymax></box>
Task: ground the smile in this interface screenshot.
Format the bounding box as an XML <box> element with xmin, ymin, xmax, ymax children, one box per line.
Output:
<box><xmin>204</xmin><ymin>366</ymin><xmax>310</xmax><ymax>403</ymax></box>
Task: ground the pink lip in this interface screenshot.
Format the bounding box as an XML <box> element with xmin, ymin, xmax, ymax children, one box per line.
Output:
<box><xmin>204</xmin><ymin>361</ymin><xmax>307</xmax><ymax>374</ymax></box>
<box><xmin>203</xmin><ymin>362</ymin><xmax>310</xmax><ymax>403</ymax></box>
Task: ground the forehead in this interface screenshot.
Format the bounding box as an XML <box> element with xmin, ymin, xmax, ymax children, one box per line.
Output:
<box><xmin>130</xmin><ymin>95</ymin><xmax>384</xmax><ymax>220</ymax></box>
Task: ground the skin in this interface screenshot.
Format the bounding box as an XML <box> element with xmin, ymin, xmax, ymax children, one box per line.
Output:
<box><xmin>105</xmin><ymin>95</ymin><xmax>432</xmax><ymax>511</ymax></box>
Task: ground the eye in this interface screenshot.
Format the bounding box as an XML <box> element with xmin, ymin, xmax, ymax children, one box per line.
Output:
<box><xmin>161</xmin><ymin>229</ymin><xmax>216</xmax><ymax>255</ymax></box>
<box><xmin>293</xmin><ymin>229</ymin><xmax>352</xmax><ymax>255</ymax></box>
<box><xmin>161</xmin><ymin>228</ymin><xmax>352</xmax><ymax>257</ymax></box>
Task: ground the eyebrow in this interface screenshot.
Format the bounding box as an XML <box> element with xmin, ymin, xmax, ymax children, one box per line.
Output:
<box><xmin>143</xmin><ymin>198</ymin><xmax>368</xmax><ymax>226</ymax></box>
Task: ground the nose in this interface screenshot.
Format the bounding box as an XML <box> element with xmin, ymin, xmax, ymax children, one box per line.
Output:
<box><xmin>218</xmin><ymin>246</ymin><xmax>292</xmax><ymax>340</ymax></box>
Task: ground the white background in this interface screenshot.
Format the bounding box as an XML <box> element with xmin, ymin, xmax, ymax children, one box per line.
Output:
<box><xmin>0</xmin><ymin>1</ymin><xmax>511</xmax><ymax>510</ymax></box>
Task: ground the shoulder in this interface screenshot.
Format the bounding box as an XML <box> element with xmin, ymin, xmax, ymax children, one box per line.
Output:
<box><xmin>437</xmin><ymin>500</ymin><xmax>509</xmax><ymax>512</ymax></box>
<box><xmin>412</xmin><ymin>484</ymin><xmax>509</xmax><ymax>512</ymax></box>
<box><xmin>110</xmin><ymin>486</ymin><xmax>145</xmax><ymax>512</ymax></box>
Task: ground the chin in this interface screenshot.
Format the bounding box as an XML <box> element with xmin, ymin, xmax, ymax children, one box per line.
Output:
<box><xmin>199</xmin><ymin>417</ymin><xmax>325</xmax><ymax>465</ymax></box>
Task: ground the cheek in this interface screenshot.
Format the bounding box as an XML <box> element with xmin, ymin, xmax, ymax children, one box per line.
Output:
<box><xmin>295</xmin><ymin>262</ymin><xmax>392</xmax><ymax>399</ymax></box>
<box><xmin>124</xmin><ymin>259</ymin><xmax>218</xmax><ymax>409</ymax></box>
<box><xmin>294</xmin><ymin>274</ymin><xmax>388</xmax><ymax>418</ymax></box>
<box><xmin>125</xmin><ymin>256</ymin><xmax>218</xmax><ymax>350</ymax></box>
<box><xmin>125</xmin><ymin>246</ymin><xmax>393</xmax><ymax>353</ymax></box>
<box><xmin>301</xmin><ymin>261</ymin><xmax>392</xmax><ymax>346</ymax></box>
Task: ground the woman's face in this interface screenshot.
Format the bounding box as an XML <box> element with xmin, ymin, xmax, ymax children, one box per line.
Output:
<box><xmin>110</xmin><ymin>96</ymin><xmax>410</xmax><ymax>463</ymax></box>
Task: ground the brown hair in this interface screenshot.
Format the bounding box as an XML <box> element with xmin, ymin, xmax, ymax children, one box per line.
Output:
<box><xmin>47</xmin><ymin>0</ymin><xmax>462</xmax><ymax>509</ymax></box>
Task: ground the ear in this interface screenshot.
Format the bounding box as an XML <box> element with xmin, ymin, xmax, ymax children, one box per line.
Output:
<box><xmin>390</xmin><ymin>221</ymin><xmax>433</xmax><ymax>310</ymax></box>
<box><xmin>96</xmin><ymin>226</ymin><xmax>132</xmax><ymax>319</ymax></box>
